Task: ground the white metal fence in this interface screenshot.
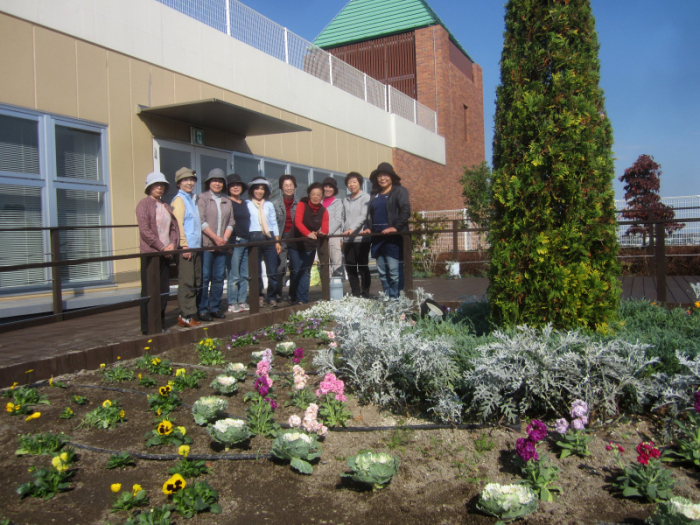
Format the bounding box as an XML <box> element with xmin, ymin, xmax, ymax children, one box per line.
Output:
<box><xmin>156</xmin><ymin>0</ymin><xmax>438</xmax><ymax>133</ymax></box>
<box><xmin>418</xmin><ymin>196</ymin><xmax>700</xmax><ymax>254</ymax></box>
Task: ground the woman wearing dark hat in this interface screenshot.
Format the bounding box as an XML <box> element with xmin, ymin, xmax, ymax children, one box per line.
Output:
<box><xmin>246</xmin><ymin>177</ymin><xmax>280</xmax><ymax>307</ymax></box>
<box><xmin>197</xmin><ymin>168</ymin><xmax>234</xmax><ymax>321</ymax></box>
<box><xmin>288</xmin><ymin>182</ymin><xmax>329</xmax><ymax>304</ymax></box>
<box><xmin>171</xmin><ymin>167</ymin><xmax>202</xmax><ymax>328</ymax></box>
<box><xmin>341</xmin><ymin>172</ymin><xmax>371</xmax><ymax>297</ymax></box>
<box><xmin>360</xmin><ymin>162</ymin><xmax>411</xmax><ymax>299</ymax></box>
<box><xmin>226</xmin><ymin>174</ymin><xmax>251</xmax><ymax>314</ymax></box>
<box><xmin>271</xmin><ymin>174</ymin><xmax>299</xmax><ymax>303</ymax></box>
<box><xmin>321</xmin><ymin>177</ymin><xmax>343</xmax><ymax>277</ymax></box>
<box><xmin>136</xmin><ymin>171</ymin><xmax>180</xmax><ymax>334</ymax></box>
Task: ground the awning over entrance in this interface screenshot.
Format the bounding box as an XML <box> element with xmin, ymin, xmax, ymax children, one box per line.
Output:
<box><xmin>137</xmin><ymin>99</ymin><xmax>310</xmax><ymax>137</ymax></box>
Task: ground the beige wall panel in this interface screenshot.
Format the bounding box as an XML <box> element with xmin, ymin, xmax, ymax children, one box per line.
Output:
<box><xmin>173</xmin><ymin>73</ymin><xmax>199</xmax><ymax>103</ymax></box>
<box><xmin>76</xmin><ymin>41</ymin><xmax>109</xmax><ymax>123</ymax></box>
<box><xmin>323</xmin><ymin>127</ymin><xmax>338</xmax><ymax>172</ymax></box>
<box><xmin>336</xmin><ymin>131</ymin><xmax>349</xmax><ymax>174</ymax></box>
<box><xmin>224</xmin><ymin>135</ymin><xmax>249</xmax><ymax>154</ymax></box>
<box><xmin>357</xmin><ymin>138</ymin><xmax>369</xmax><ymax>178</ymax></box>
<box><xmin>0</xmin><ymin>14</ymin><xmax>36</xmax><ymax>109</ymax></box>
<box><xmin>264</xmin><ymin>134</ymin><xmax>283</xmax><ymax>161</ymax></box>
<box><xmin>377</xmin><ymin>144</ymin><xmax>392</xmax><ymax>164</ymax></box>
<box><xmin>280</xmin><ymin>132</ymin><xmax>298</xmax><ymax>164</ymax></box>
<box><xmin>200</xmin><ymin>82</ymin><xmax>223</xmax><ymax>100</ymax></box>
<box><xmin>222</xmin><ymin>90</ymin><xmax>247</xmax><ymax>107</ymax></box>
<box><xmin>129</xmin><ymin>59</ymin><xmax>154</xmax><ymax>183</ymax></box>
<box><xmin>150</xmin><ymin>66</ymin><xmax>175</xmax><ymax>107</ymax></box>
<box><xmin>245</xmin><ymin>136</ymin><xmax>265</xmax><ymax>156</ymax></box>
<box><xmin>203</xmin><ymin>128</ymin><xmax>227</xmax><ymax>150</ymax></box>
<box><xmin>346</xmin><ymin>134</ymin><xmax>361</xmax><ymax>173</ymax></box>
<box><xmin>366</xmin><ymin>143</ymin><xmax>379</xmax><ymax>175</ymax></box>
<box><xmin>296</xmin><ymin>117</ymin><xmax>313</xmax><ymax>166</ymax></box>
<box><xmin>243</xmin><ymin>98</ymin><xmax>263</xmax><ymax>113</ymax></box>
<box><xmin>147</xmin><ymin>117</ymin><xmax>190</xmax><ymax>143</ymax></box>
<box><xmin>34</xmin><ymin>27</ymin><xmax>78</xmax><ymax>117</ymax></box>
<box><xmin>261</xmin><ymin>104</ymin><xmax>281</xmax><ymax>119</ymax></box>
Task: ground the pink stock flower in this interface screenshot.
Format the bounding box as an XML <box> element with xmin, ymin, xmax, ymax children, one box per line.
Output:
<box><xmin>256</xmin><ymin>360</ymin><xmax>270</xmax><ymax>377</ymax></box>
<box><xmin>572</xmin><ymin>418</ymin><xmax>586</xmax><ymax>431</ymax></box>
<box><xmin>288</xmin><ymin>415</ymin><xmax>301</xmax><ymax>427</ymax></box>
<box><xmin>554</xmin><ymin>418</ymin><xmax>569</xmax><ymax>434</ymax></box>
<box><xmin>570</xmin><ymin>399</ymin><xmax>589</xmax><ymax>419</ymax></box>
<box><xmin>326</xmin><ymin>331</ymin><xmax>335</xmax><ymax>340</ymax></box>
<box><xmin>335</xmin><ymin>394</ymin><xmax>347</xmax><ymax>402</ymax></box>
<box><xmin>329</xmin><ymin>342</ymin><xmax>338</xmax><ymax>349</ymax></box>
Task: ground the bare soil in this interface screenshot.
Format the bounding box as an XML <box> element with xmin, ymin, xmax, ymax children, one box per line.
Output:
<box><xmin>2</xmin><ymin>333</ymin><xmax>700</xmax><ymax>525</ymax></box>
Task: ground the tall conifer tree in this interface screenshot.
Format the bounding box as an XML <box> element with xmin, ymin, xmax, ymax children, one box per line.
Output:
<box><xmin>489</xmin><ymin>0</ymin><xmax>620</xmax><ymax>328</ymax></box>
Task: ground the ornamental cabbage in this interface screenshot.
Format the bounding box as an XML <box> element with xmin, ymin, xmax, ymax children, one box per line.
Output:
<box><xmin>209</xmin><ymin>375</ymin><xmax>238</xmax><ymax>395</ymax></box>
<box><xmin>206</xmin><ymin>418</ymin><xmax>251</xmax><ymax>448</ymax></box>
<box><xmin>191</xmin><ymin>396</ymin><xmax>228</xmax><ymax>426</ymax></box>
<box><xmin>271</xmin><ymin>430</ymin><xmax>322</xmax><ymax>475</ymax></box>
<box><xmin>224</xmin><ymin>362</ymin><xmax>247</xmax><ymax>381</ymax></box>
<box><xmin>649</xmin><ymin>496</ymin><xmax>700</xmax><ymax>525</ymax></box>
<box><xmin>275</xmin><ymin>342</ymin><xmax>296</xmax><ymax>357</ymax></box>
<box><xmin>476</xmin><ymin>483</ymin><xmax>538</xmax><ymax>521</ymax></box>
<box><xmin>342</xmin><ymin>452</ymin><xmax>399</xmax><ymax>490</ymax></box>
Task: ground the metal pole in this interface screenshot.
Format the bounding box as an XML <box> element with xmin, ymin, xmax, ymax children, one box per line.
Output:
<box><xmin>284</xmin><ymin>28</ymin><xmax>289</xmax><ymax>64</ymax></box>
<box><xmin>319</xmin><ymin>237</ymin><xmax>330</xmax><ymax>301</ymax></box>
<box><xmin>655</xmin><ymin>222</ymin><xmax>667</xmax><ymax>304</ymax></box>
<box><xmin>50</xmin><ymin>228</ymin><xmax>63</xmax><ymax>321</ymax></box>
<box><xmin>146</xmin><ymin>255</ymin><xmax>162</xmax><ymax>335</ymax></box>
<box><xmin>248</xmin><ymin>245</ymin><xmax>259</xmax><ymax>315</ymax></box>
<box><xmin>225</xmin><ymin>0</ymin><xmax>231</xmax><ymax>36</ymax></box>
<box><xmin>402</xmin><ymin>232</ymin><xmax>414</xmax><ymax>301</ymax></box>
<box><xmin>452</xmin><ymin>220</ymin><xmax>459</xmax><ymax>262</ymax></box>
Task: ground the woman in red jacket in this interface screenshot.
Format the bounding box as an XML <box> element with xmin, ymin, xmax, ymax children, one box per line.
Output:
<box><xmin>287</xmin><ymin>183</ymin><xmax>328</xmax><ymax>304</ymax></box>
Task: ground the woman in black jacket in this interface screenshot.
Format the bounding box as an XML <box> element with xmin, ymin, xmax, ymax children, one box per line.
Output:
<box><xmin>361</xmin><ymin>162</ymin><xmax>411</xmax><ymax>299</ymax></box>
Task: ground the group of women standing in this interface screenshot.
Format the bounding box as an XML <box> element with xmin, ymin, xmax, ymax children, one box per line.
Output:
<box><xmin>136</xmin><ymin>162</ymin><xmax>410</xmax><ymax>333</ymax></box>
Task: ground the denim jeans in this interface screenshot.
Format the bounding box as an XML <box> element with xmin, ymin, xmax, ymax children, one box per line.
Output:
<box><xmin>199</xmin><ymin>249</ymin><xmax>227</xmax><ymax>314</ymax></box>
<box><xmin>288</xmin><ymin>247</ymin><xmax>316</xmax><ymax>304</ymax></box>
<box><xmin>227</xmin><ymin>239</ymin><xmax>249</xmax><ymax>305</ymax></box>
<box><xmin>376</xmin><ymin>254</ymin><xmax>403</xmax><ymax>299</ymax></box>
<box><xmin>249</xmin><ymin>231</ymin><xmax>278</xmax><ymax>301</ymax></box>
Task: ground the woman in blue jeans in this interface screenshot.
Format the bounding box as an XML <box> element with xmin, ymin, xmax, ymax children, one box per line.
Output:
<box><xmin>361</xmin><ymin>163</ymin><xmax>411</xmax><ymax>299</ymax></box>
<box><xmin>288</xmin><ymin>183</ymin><xmax>329</xmax><ymax>304</ymax></box>
<box><xmin>226</xmin><ymin>173</ymin><xmax>250</xmax><ymax>313</ymax></box>
<box><xmin>246</xmin><ymin>177</ymin><xmax>280</xmax><ymax>307</ymax></box>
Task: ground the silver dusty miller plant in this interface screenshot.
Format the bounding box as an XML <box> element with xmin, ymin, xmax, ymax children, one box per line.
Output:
<box><xmin>313</xmin><ymin>290</ymin><xmax>462</xmax><ymax>422</ymax></box>
<box><xmin>462</xmin><ymin>326</ymin><xmax>659</xmax><ymax>422</ymax></box>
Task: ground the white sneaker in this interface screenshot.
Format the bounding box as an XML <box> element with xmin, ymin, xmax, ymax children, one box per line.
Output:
<box><xmin>228</xmin><ymin>304</ymin><xmax>242</xmax><ymax>313</ymax></box>
<box><xmin>240</xmin><ymin>303</ymin><xmax>250</xmax><ymax>311</ymax></box>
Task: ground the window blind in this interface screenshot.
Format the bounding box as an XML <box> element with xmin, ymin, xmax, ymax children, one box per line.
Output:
<box><xmin>0</xmin><ymin>114</ymin><xmax>40</xmax><ymax>175</ymax></box>
<box><xmin>55</xmin><ymin>125</ymin><xmax>101</xmax><ymax>181</ymax></box>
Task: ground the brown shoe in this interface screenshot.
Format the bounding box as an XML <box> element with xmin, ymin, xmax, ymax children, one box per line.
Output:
<box><xmin>178</xmin><ymin>315</ymin><xmax>201</xmax><ymax>328</ymax></box>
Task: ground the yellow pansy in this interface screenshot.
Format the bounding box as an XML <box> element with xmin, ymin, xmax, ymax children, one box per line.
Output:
<box><xmin>10</xmin><ymin>382</ymin><xmax>18</xmax><ymax>389</ymax></box>
<box><xmin>156</xmin><ymin>408</ymin><xmax>162</xmax><ymax>416</ymax></box>
<box><xmin>132</xmin><ymin>484</ymin><xmax>143</xmax><ymax>496</ymax></box>
<box><xmin>25</xmin><ymin>369</ymin><xmax>34</xmax><ymax>374</ymax></box>
<box><xmin>110</xmin><ymin>483</ymin><xmax>122</xmax><ymax>493</ymax></box>
<box><xmin>119</xmin><ymin>410</ymin><xmax>125</xmax><ymax>419</ymax></box>
<box><xmin>162</xmin><ymin>473</ymin><xmax>186</xmax><ymax>495</ymax></box>
<box><xmin>151</xmin><ymin>358</ymin><xmax>160</xmax><ymax>365</ymax></box>
<box><xmin>148</xmin><ymin>339</ymin><xmax>152</xmax><ymax>343</ymax></box>
<box><xmin>52</xmin><ymin>455</ymin><xmax>69</xmax><ymax>472</ymax></box>
<box><xmin>695</xmin><ymin>301</ymin><xmax>700</xmax><ymax>309</ymax></box>
<box><xmin>25</xmin><ymin>412</ymin><xmax>41</xmax><ymax>421</ymax></box>
<box><xmin>157</xmin><ymin>420</ymin><xmax>173</xmax><ymax>436</ymax></box>
<box><xmin>6</xmin><ymin>401</ymin><xmax>14</xmax><ymax>413</ymax></box>
<box><xmin>117</xmin><ymin>356</ymin><xmax>121</xmax><ymax>360</ymax></box>
<box><xmin>175</xmin><ymin>368</ymin><xmax>186</xmax><ymax>377</ymax></box>
<box><xmin>178</xmin><ymin>445</ymin><xmax>190</xmax><ymax>457</ymax></box>
<box><xmin>100</xmin><ymin>364</ymin><xmax>106</xmax><ymax>368</ymax></box>
<box><xmin>102</xmin><ymin>400</ymin><xmax>112</xmax><ymax>407</ymax></box>
<box><xmin>176</xmin><ymin>426</ymin><xmax>186</xmax><ymax>436</ymax></box>
<box><xmin>49</xmin><ymin>377</ymin><xmax>54</xmax><ymax>387</ymax></box>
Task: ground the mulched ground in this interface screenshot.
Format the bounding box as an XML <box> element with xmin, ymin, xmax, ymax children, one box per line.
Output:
<box><xmin>1</xmin><ymin>328</ymin><xmax>700</xmax><ymax>525</ymax></box>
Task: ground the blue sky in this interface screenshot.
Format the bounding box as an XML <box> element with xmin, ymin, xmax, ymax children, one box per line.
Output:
<box><xmin>242</xmin><ymin>0</ymin><xmax>699</xmax><ymax>199</ymax></box>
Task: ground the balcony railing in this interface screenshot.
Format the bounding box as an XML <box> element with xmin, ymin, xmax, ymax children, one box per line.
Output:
<box><xmin>156</xmin><ymin>0</ymin><xmax>438</xmax><ymax>133</ymax></box>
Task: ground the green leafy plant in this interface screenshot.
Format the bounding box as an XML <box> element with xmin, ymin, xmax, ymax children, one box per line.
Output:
<box><xmin>243</xmin><ymin>392</ymin><xmax>279</xmax><ymax>437</ymax></box>
<box><xmin>170</xmin><ymin>369</ymin><xmax>207</xmax><ymax>392</ymax></box>
<box><xmin>72</xmin><ymin>394</ymin><xmax>89</xmax><ymax>405</ymax></box>
<box><xmin>111</xmin><ymin>486</ymin><xmax>149</xmax><ymax>513</ymax></box>
<box><xmin>272</xmin><ymin>430</ymin><xmax>322</xmax><ymax>474</ymax></box>
<box><xmin>515</xmin><ymin>421</ymin><xmax>561</xmax><ymax>502</ymax></box>
<box><xmin>3</xmin><ymin>386</ymin><xmax>49</xmax><ymax>415</ymax></box>
<box><xmin>144</xmin><ymin>420</ymin><xmax>192</xmax><ymax>448</ymax></box>
<box><xmin>191</xmin><ymin>396</ymin><xmax>228</xmax><ymax>426</ymax></box>
<box><xmin>342</xmin><ymin>451</ymin><xmax>399</xmax><ymax>490</ymax></box>
<box><xmin>666</xmin><ymin>405</ymin><xmax>700</xmax><ymax>466</ymax></box>
<box><xmin>318</xmin><ymin>393</ymin><xmax>352</xmax><ymax>428</ymax></box>
<box><xmin>138</xmin><ymin>374</ymin><xmax>157</xmax><ymax>387</ymax></box>
<box><xmin>609</xmin><ymin>441</ymin><xmax>675</xmax><ymax>502</ymax></box>
<box><xmin>17</xmin><ymin>464</ymin><xmax>74</xmax><ymax>500</ymax></box>
<box><xmin>120</xmin><ymin>505</ymin><xmax>175</xmax><ymax>525</ymax></box>
<box><xmin>80</xmin><ymin>399</ymin><xmax>126</xmax><ymax>429</ymax></box>
<box><xmin>275</xmin><ymin>341</ymin><xmax>296</xmax><ymax>357</ymax></box>
<box><xmin>489</xmin><ymin>0</ymin><xmax>620</xmax><ymax>329</ymax></box>
<box><xmin>135</xmin><ymin>353</ymin><xmax>173</xmax><ymax>376</ymax></box>
<box><xmin>556</xmin><ymin>428</ymin><xmax>593</xmax><ymax>460</ymax></box>
<box><xmin>170</xmin><ymin>481</ymin><xmax>222</xmax><ymax>518</ymax></box>
<box><xmin>206</xmin><ymin>418</ymin><xmax>252</xmax><ymax>449</ymax></box>
<box><xmin>59</xmin><ymin>407</ymin><xmax>75</xmax><ymax>419</ymax></box>
<box><xmin>16</xmin><ymin>432</ymin><xmax>69</xmax><ymax>455</ymax></box>
<box><xmin>224</xmin><ymin>363</ymin><xmax>247</xmax><ymax>381</ymax></box>
<box><xmin>209</xmin><ymin>375</ymin><xmax>238</xmax><ymax>395</ymax></box>
<box><xmin>386</xmin><ymin>427</ymin><xmax>414</xmax><ymax>454</ymax></box>
<box><xmin>230</xmin><ymin>332</ymin><xmax>257</xmax><ymax>348</ymax></box>
<box><xmin>167</xmin><ymin>456</ymin><xmax>211</xmax><ymax>479</ymax></box>
<box><xmin>476</xmin><ymin>483</ymin><xmax>538</xmax><ymax>522</ymax></box>
<box><xmin>106</xmin><ymin>452</ymin><xmax>136</xmax><ymax>470</ymax></box>
<box><xmin>460</xmin><ymin>161</ymin><xmax>493</xmax><ymax>230</ymax></box>
<box><xmin>196</xmin><ymin>338</ymin><xmax>225</xmax><ymax>366</ymax></box>
<box><xmin>147</xmin><ymin>386</ymin><xmax>182</xmax><ymax>416</ymax></box>
<box><xmin>286</xmin><ymin>388</ymin><xmax>316</xmax><ymax>411</ymax></box>
<box><xmin>101</xmin><ymin>364</ymin><xmax>135</xmax><ymax>383</ymax></box>
<box><xmin>647</xmin><ymin>496</ymin><xmax>700</xmax><ymax>525</ymax></box>
<box><xmin>474</xmin><ymin>433</ymin><xmax>496</xmax><ymax>454</ymax></box>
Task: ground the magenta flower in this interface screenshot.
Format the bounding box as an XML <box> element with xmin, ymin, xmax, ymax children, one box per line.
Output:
<box><xmin>526</xmin><ymin>419</ymin><xmax>547</xmax><ymax>442</ymax></box>
<box><xmin>292</xmin><ymin>348</ymin><xmax>304</xmax><ymax>364</ymax></box>
<box><xmin>265</xmin><ymin>398</ymin><xmax>277</xmax><ymax>410</ymax></box>
<box><xmin>694</xmin><ymin>390</ymin><xmax>700</xmax><ymax>413</ymax></box>
<box><xmin>516</xmin><ymin>437</ymin><xmax>538</xmax><ymax>462</ymax></box>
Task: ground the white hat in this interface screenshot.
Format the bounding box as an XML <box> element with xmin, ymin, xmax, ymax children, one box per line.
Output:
<box><xmin>249</xmin><ymin>177</ymin><xmax>272</xmax><ymax>192</ymax></box>
<box><xmin>144</xmin><ymin>171</ymin><xmax>170</xmax><ymax>194</ymax></box>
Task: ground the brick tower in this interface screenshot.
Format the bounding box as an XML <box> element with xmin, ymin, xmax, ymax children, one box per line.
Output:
<box><xmin>314</xmin><ymin>0</ymin><xmax>485</xmax><ymax>211</ymax></box>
